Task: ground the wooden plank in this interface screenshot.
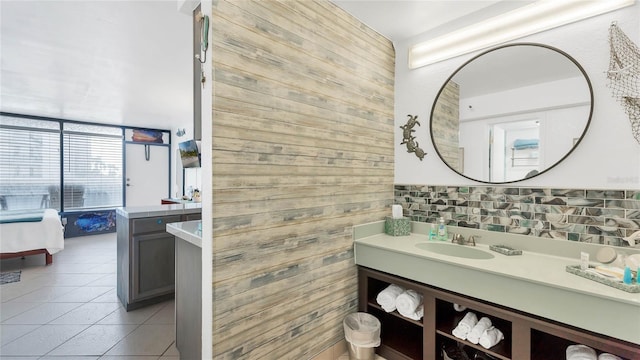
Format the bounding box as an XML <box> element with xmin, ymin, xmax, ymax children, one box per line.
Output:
<box><xmin>212</xmin><ymin>183</ymin><xmax>392</xmax><ymax>203</ymax></box>
<box><xmin>212</xmin><ymin>209</ymin><xmax>388</xmax><ymax>247</ymax></box>
<box><xmin>212</xmin><ymin>200</ymin><xmax>391</xmax><ymax>233</ymax></box>
<box><xmin>212</xmin><ymin>82</ymin><xmax>394</xmax><ymax>143</ymax></box>
<box><xmin>213</xmin><ymin>175</ymin><xmax>393</xmax><ymax>189</ymax></box>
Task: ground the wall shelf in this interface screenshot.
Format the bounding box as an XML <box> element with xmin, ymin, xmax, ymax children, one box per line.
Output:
<box><xmin>510</xmin><ymin>147</ymin><xmax>538</xmax><ymax>167</ymax></box>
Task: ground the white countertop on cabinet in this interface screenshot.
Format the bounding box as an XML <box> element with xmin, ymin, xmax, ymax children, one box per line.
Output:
<box><xmin>167</xmin><ymin>220</ymin><xmax>202</xmax><ymax>248</ymax></box>
<box><xmin>354</xmin><ymin>221</ymin><xmax>640</xmax><ymax>345</ymax></box>
<box><xmin>116</xmin><ymin>203</ymin><xmax>201</xmax><ymax>219</ymax></box>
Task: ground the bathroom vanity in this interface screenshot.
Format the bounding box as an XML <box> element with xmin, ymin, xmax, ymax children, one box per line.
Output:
<box><xmin>354</xmin><ymin>221</ymin><xmax>640</xmax><ymax>360</ymax></box>
<box><xmin>116</xmin><ymin>203</ymin><xmax>201</xmax><ymax>311</ymax></box>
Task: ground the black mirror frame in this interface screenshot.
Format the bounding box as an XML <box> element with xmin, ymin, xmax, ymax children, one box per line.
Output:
<box><xmin>429</xmin><ymin>42</ymin><xmax>594</xmax><ymax>184</ymax></box>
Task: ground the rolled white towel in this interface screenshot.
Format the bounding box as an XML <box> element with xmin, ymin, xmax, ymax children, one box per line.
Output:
<box><xmin>452</xmin><ymin>312</ymin><xmax>478</xmax><ymax>340</ymax></box>
<box><xmin>376</xmin><ymin>284</ymin><xmax>404</xmax><ymax>312</ymax></box>
<box><xmin>396</xmin><ymin>289</ymin><xmax>424</xmax><ymax>320</ymax></box>
<box><xmin>453</xmin><ymin>303</ymin><xmax>467</xmax><ymax>312</ymax></box>
<box><xmin>467</xmin><ymin>317</ymin><xmax>492</xmax><ymax>344</ymax></box>
<box><xmin>598</xmin><ymin>354</ymin><xmax>622</xmax><ymax>360</ymax></box>
<box><xmin>479</xmin><ymin>326</ymin><xmax>504</xmax><ymax>349</ymax></box>
<box><xmin>566</xmin><ymin>345</ymin><xmax>597</xmax><ymax>360</ymax></box>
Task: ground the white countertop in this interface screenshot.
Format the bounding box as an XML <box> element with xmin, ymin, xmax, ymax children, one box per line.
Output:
<box><xmin>116</xmin><ymin>203</ymin><xmax>201</xmax><ymax>219</ymax></box>
<box><xmin>167</xmin><ymin>220</ymin><xmax>202</xmax><ymax>248</ymax></box>
<box><xmin>354</xmin><ymin>222</ymin><xmax>640</xmax><ymax>345</ymax></box>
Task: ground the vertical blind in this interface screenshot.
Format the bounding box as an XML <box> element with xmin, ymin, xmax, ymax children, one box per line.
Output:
<box><xmin>0</xmin><ymin>116</ymin><xmax>61</xmax><ymax>211</ymax></box>
<box><xmin>63</xmin><ymin>123</ymin><xmax>123</xmax><ymax>210</ymax></box>
<box><xmin>0</xmin><ymin>115</ymin><xmax>124</xmax><ymax>211</ymax></box>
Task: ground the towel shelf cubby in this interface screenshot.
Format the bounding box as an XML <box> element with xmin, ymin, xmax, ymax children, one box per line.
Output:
<box><xmin>358</xmin><ymin>266</ymin><xmax>640</xmax><ymax>360</ymax></box>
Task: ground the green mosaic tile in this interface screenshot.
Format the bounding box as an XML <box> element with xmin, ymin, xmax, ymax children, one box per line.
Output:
<box><xmin>384</xmin><ymin>216</ymin><xmax>411</xmax><ymax>236</ymax></box>
<box><xmin>486</xmin><ymin>224</ymin><xmax>505</xmax><ymax>232</ymax></box>
<box><xmin>394</xmin><ymin>185</ymin><xmax>637</xmax><ymax>247</ymax></box>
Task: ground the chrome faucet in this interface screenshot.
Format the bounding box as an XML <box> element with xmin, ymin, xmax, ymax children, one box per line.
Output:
<box><xmin>451</xmin><ymin>233</ymin><xmax>478</xmax><ymax>246</ymax></box>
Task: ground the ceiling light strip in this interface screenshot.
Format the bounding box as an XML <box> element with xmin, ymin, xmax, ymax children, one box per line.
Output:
<box><xmin>408</xmin><ymin>0</ymin><xmax>636</xmax><ymax>69</ymax></box>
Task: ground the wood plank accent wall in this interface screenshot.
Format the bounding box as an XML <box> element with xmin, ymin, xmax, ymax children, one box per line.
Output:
<box><xmin>210</xmin><ymin>0</ymin><xmax>395</xmax><ymax>358</ymax></box>
<box><xmin>431</xmin><ymin>81</ymin><xmax>460</xmax><ymax>171</ymax></box>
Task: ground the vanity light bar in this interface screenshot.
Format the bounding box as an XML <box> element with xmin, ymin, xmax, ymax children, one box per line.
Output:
<box><xmin>408</xmin><ymin>0</ymin><xmax>636</xmax><ymax>69</ymax></box>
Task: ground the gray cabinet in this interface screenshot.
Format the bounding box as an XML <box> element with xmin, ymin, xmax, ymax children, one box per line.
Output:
<box><xmin>117</xmin><ymin>212</ymin><xmax>199</xmax><ymax>311</ymax></box>
<box><xmin>175</xmin><ymin>236</ymin><xmax>202</xmax><ymax>359</ymax></box>
<box><xmin>132</xmin><ymin>231</ymin><xmax>176</xmax><ymax>302</ymax></box>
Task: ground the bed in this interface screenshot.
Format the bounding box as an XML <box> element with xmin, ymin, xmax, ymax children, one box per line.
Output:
<box><xmin>0</xmin><ymin>209</ymin><xmax>64</xmax><ymax>265</ymax></box>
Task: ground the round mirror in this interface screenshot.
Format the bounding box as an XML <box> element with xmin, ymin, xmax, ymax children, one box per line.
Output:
<box><xmin>430</xmin><ymin>43</ymin><xmax>593</xmax><ymax>184</ymax></box>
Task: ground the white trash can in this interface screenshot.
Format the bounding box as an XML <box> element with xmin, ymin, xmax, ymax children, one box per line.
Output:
<box><xmin>343</xmin><ymin>312</ymin><xmax>381</xmax><ymax>360</ymax></box>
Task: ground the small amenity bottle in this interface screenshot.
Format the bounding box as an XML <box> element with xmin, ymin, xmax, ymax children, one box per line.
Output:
<box><xmin>437</xmin><ymin>217</ymin><xmax>448</xmax><ymax>241</ymax></box>
<box><xmin>429</xmin><ymin>223</ymin><xmax>437</xmax><ymax>240</ymax></box>
<box><xmin>623</xmin><ymin>267</ymin><xmax>632</xmax><ymax>285</ymax></box>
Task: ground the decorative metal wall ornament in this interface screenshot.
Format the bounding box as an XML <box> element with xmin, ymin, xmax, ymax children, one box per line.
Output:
<box><xmin>400</xmin><ymin>114</ymin><xmax>426</xmax><ymax>160</ymax></box>
<box><xmin>607</xmin><ymin>22</ymin><xmax>640</xmax><ymax>144</ymax></box>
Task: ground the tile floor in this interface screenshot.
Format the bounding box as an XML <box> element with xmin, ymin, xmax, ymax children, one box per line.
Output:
<box><xmin>0</xmin><ymin>232</ymin><xmax>178</xmax><ymax>360</ymax></box>
<box><xmin>1</xmin><ymin>232</ymin><xmax>386</xmax><ymax>360</ymax></box>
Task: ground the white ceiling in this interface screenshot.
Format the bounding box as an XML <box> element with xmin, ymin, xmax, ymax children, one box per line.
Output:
<box><xmin>330</xmin><ymin>0</ymin><xmax>535</xmax><ymax>42</ymax></box>
<box><xmin>0</xmin><ymin>1</ymin><xmax>535</xmax><ymax>129</ymax></box>
<box><xmin>0</xmin><ymin>0</ymin><xmax>192</xmax><ymax>129</ymax></box>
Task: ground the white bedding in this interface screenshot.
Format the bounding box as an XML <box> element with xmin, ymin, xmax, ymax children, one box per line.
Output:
<box><xmin>0</xmin><ymin>209</ymin><xmax>64</xmax><ymax>254</ymax></box>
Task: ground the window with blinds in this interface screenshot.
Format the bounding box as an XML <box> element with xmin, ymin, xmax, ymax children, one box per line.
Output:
<box><xmin>0</xmin><ymin>116</ymin><xmax>62</xmax><ymax>211</ymax></box>
<box><xmin>62</xmin><ymin>123</ymin><xmax>123</xmax><ymax>210</ymax></box>
<box><xmin>0</xmin><ymin>114</ymin><xmax>125</xmax><ymax>212</ymax></box>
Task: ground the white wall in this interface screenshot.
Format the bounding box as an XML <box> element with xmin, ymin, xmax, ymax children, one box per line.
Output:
<box><xmin>394</xmin><ymin>3</ymin><xmax>640</xmax><ymax>189</ymax></box>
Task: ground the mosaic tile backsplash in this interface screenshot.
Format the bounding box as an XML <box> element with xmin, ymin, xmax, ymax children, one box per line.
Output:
<box><xmin>395</xmin><ymin>185</ymin><xmax>640</xmax><ymax>247</ymax></box>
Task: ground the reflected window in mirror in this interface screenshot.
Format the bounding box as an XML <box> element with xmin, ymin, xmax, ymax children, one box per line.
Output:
<box><xmin>430</xmin><ymin>43</ymin><xmax>593</xmax><ymax>184</ymax></box>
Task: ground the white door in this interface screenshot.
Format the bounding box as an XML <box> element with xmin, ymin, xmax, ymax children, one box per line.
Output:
<box><xmin>125</xmin><ymin>143</ymin><xmax>169</xmax><ymax>207</ymax></box>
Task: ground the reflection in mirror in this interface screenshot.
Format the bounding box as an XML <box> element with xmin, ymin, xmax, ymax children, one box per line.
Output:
<box><xmin>430</xmin><ymin>43</ymin><xmax>593</xmax><ymax>183</ymax></box>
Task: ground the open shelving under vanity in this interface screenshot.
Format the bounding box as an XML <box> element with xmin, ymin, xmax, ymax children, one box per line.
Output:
<box><xmin>358</xmin><ymin>266</ymin><xmax>640</xmax><ymax>360</ymax></box>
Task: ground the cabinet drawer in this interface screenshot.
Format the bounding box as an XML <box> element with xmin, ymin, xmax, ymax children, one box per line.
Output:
<box><xmin>184</xmin><ymin>213</ymin><xmax>201</xmax><ymax>221</ymax></box>
<box><xmin>132</xmin><ymin>215</ymin><xmax>181</xmax><ymax>234</ymax></box>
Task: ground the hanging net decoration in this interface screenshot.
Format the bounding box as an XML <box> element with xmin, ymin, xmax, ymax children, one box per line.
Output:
<box><xmin>607</xmin><ymin>22</ymin><xmax>640</xmax><ymax>144</ymax></box>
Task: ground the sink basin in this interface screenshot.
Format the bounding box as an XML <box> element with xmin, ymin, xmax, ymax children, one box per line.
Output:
<box><xmin>415</xmin><ymin>242</ymin><xmax>495</xmax><ymax>259</ymax></box>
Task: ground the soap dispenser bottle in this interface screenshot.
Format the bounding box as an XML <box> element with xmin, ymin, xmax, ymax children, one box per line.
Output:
<box><xmin>437</xmin><ymin>217</ymin><xmax>447</xmax><ymax>241</ymax></box>
<box><xmin>429</xmin><ymin>223</ymin><xmax>437</xmax><ymax>240</ymax></box>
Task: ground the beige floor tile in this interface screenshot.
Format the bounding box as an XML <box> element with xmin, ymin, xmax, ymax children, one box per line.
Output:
<box><xmin>0</xmin><ymin>281</ymin><xmax>47</xmax><ymax>302</ymax></box>
<box><xmin>0</xmin><ymin>301</ymin><xmax>41</xmax><ymax>322</ymax></box>
<box><xmin>86</xmin><ymin>274</ymin><xmax>117</xmax><ymax>287</ymax></box>
<box><xmin>6</xmin><ymin>285</ymin><xmax>79</xmax><ymax>303</ymax></box>
<box><xmin>2</xmin><ymin>302</ymin><xmax>82</xmax><ymax>324</ymax></box>
<box><xmin>38</xmin><ymin>263</ymin><xmax>106</xmax><ymax>274</ymax></box>
<box><xmin>90</xmin><ymin>289</ymin><xmax>119</xmax><ymax>303</ymax></box>
<box><xmin>97</xmin><ymin>302</ymin><xmax>164</xmax><ymax>325</ymax></box>
<box><xmin>0</xmin><ymin>324</ymin><xmax>88</xmax><ymax>356</ymax></box>
<box><xmin>47</xmin><ymin>273</ymin><xmax>107</xmax><ymax>287</ymax></box>
<box><xmin>46</xmin><ymin>324</ymin><xmax>138</xmax><ymax>356</ymax></box>
<box><xmin>97</xmin><ymin>356</ymin><xmax>159</xmax><ymax>360</ymax></box>
<box><xmin>143</xmin><ymin>301</ymin><xmax>175</xmax><ymax>325</ymax></box>
<box><xmin>49</xmin><ymin>302</ymin><xmax>121</xmax><ymax>325</ymax></box>
<box><xmin>84</xmin><ymin>263</ymin><xmax>117</xmax><ymax>274</ymax></box>
<box><xmin>0</xmin><ymin>324</ymin><xmax>39</xmax><ymax>346</ymax></box>
<box><xmin>162</xmin><ymin>341</ymin><xmax>179</xmax><ymax>356</ymax></box>
<box><xmin>104</xmin><ymin>324</ymin><xmax>175</xmax><ymax>356</ymax></box>
<box><xmin>40</xmin><ymin>357</ymin><xmax>99</xmax><ymax>360</ymax></box>
<box><xmin>50</xmin><ymin>286</ymin><xmax>114</xmax><ymax>303</ymax></box>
